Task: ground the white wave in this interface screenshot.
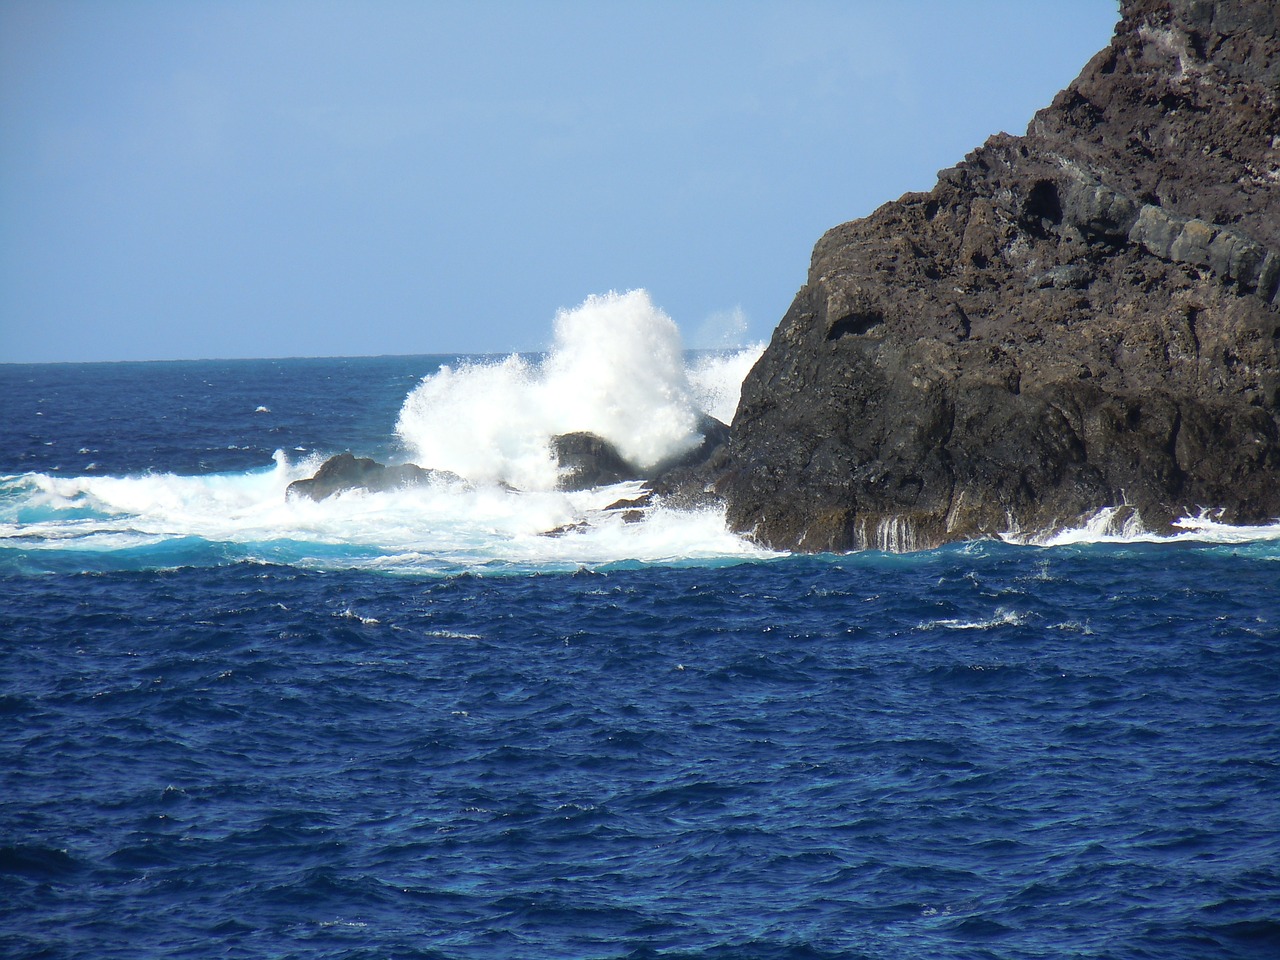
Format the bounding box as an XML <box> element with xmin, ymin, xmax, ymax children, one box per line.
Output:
<box><xmin>1027</xmin><ymin>505</ymin><xmax>1280</xmax><ymax>548</ymax></box>
<box><xmin>0</xmin><ymin>455</ymin><xmax>775</xmax><ymax>573</ymax></box>
<box><xmin>1170</xmin><ymin>512</ymin><xmax>1280</xmax><ymax>544</ymax></box>
<box><xmin>336</xmin><ymin>608</ymin><xmax>379</xmax><ymax>625</ymax></box>
<box><xmin>687</xmin><ymin>343</ymin><xmax>765</xmax><ymax>426</ymax></box>
<box><xmin>2</xmin><ymin>452</ymin><xmax>303</xmax><ymax>552</ymax></box>
<box><xmin>395</xmin><ymin>290</ymin><xmax>757</xmax><ymax>490</ymax></box>
<box><xmin>7</xmin><ymin>461</ymin><xmax>1280</xmax><ymax>571</ymax></box>
<box><xmin>1</xmin><ymin>289</ymin><xmax>775</xmax><ymax>574</ymax></box>
<box><xmin>1029</xmin><ymin>504</ymin><xmax>1149</xmax><ymax>545</ymax></box>
<box><xmin>919</xmin><ymin>607</ymin><xmax>1028</xmax><ymax>631</ymax></box>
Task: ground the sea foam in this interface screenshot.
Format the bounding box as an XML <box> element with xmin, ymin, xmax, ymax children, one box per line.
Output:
<box><xmin>394</xmin><ymin>290</ymin><xmax>759</xmax><ymax>490</ymax></box>
<box><xmin>2</xmin><ymin>464</ymin><xmax>771</xmax><ymax>574</ymax></box>
<box><xmin>1</xmin><ymin>293</ymin><xmax>773</xmax><ymax>574</ymax></box>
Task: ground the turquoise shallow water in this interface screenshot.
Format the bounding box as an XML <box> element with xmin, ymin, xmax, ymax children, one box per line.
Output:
<box><xmin>2</xmin><ymin>357</ymin><xmax>1278</xmax><ymax>959</ymax></box>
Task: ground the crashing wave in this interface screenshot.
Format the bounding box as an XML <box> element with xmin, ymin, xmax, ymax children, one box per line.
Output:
<box><xmin>1</xmin><ymin>291</ymin><xmax>773</xmax><ymax>574</ymax></box>
<box><xmin>394</xmin><ymin>290</ymin><xmax>759</xmax><ymax>491</ymax></box>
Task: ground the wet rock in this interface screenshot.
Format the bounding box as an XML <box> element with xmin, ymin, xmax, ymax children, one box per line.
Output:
<box><xmin>552</xmin><ymin>415</ymin><xmax>731</xmax><ymax>495</ymax></box>
<box><xmin>603</xmin><ymin>492</ymin><xmax>654</xmax><ymax>512</ymax></box>
<box><xmin>649</xmin><ymin>415</ymin><xmax>730</xmax><ymax>476</ymax></box>
<box><xmin>713</xmin><ymin>0</ymin><xmax>1280</xmax><ymax>551</ymax></box>
<box><xmin>541</xmin><ymin>520</ymin><xmax>590</xmax><ymax>538</ymax></box>
<box><xmin>550</xmin><ymin>432</ymin><xmax>643</xmax><ymax>491</ymax></box>
<box><xmin>286</xmin><ymin>453</ymin><xmax>461</xmax><ymax>501</ymax></box>
<box><xmin>645</xmin><ymin>416</ymin><xmax>733</xmax><ymax>509</ymax></box>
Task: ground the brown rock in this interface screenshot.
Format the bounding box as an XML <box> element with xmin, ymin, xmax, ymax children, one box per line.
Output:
<box><xmin>714</xmin><ymin>0</ymin><xmax>1280</xmax><ymax>551</ymax></box>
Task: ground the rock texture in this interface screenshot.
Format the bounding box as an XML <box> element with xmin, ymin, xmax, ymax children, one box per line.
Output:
<box><xmin>716</xmin><ymin>0</ymin><xmax>1280</xmax><ymax>551</ymax></box>
<box><xmin>552</xmin><ymin>432</ymin><xmax>643</xmax><ymax>491</ymax></box>
<box><xmin>286</xmin><ymin>453</ymin><xmax>460</xmax><ymax>501</ymax></box>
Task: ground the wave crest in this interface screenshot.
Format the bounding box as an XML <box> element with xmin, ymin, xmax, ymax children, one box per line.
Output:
<box><xmin>395</xmin><ymin>290</ymin><xmax>739</xmax><ymax>490</ymax></box>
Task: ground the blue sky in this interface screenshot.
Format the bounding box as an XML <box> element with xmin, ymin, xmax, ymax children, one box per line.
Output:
<box><xmin>1</xmin><ymin>1</ymin><xmax>1120</xmax><ymax>362</ymax></box>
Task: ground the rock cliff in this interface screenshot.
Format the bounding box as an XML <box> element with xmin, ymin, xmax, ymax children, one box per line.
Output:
<box><xmin>716</xmin><ymin>0</ymin><xmax>1280</xmax><ymax>551</ymax></box>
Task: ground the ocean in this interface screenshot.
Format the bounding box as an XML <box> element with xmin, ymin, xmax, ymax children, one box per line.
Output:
<box><xmin>3</xmin><ymin>295</ymin><xmax>1279</xmax><ymax>959</ymax></box>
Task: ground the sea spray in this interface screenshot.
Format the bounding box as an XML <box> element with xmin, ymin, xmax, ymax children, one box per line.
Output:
<box><xmin>688</xmin><ymin>343</ymin><xmax>765</xmax><ymax>426</ymax></box>
<box><xmin>394</xmin><ymin>354</ymin><xmax>556</xmax><ymax>490</ymax></box>
<box><xmin>395</xmin><ymin>290</ymin><xmax>710</xmax><ymax>489</ymax></box>
<box><xmin>1</xmin><ymin>307</ymin><xmax>778</xmax><ymax>574</ymax></box>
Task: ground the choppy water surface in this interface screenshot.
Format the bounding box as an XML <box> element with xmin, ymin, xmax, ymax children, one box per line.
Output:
<box><xmin>4</xmin><ymin>549</ymin><xmax>1278</xmax><ymax>960</ymax></box>
<box><xmin>2</xmin><ymin>302</ymin><xmax>1278</xmax><ymax>958</ymax></box>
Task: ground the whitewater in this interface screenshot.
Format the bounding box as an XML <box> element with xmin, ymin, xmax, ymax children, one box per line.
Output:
<box><xmin>4</xmin><ymin>289</ymin><xmax>1277</xmax><ymax>577</ymax></box>
<box><xmin>2</xmin><ymin>291</ymin><xmax>774</xmax><ymax>575</ymax></box>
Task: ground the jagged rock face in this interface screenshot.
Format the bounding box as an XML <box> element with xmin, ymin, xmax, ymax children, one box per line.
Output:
<box><xmin>719</xmin><ymin>0</ymin><xmax>1280</xmax><ymax>551</ymax></box>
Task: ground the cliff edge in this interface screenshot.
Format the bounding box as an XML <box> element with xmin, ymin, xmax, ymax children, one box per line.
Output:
<box><xmin>717</xmin><ymin>0</ymin><xmax>1280</xmax><ymax>551</ymax></box>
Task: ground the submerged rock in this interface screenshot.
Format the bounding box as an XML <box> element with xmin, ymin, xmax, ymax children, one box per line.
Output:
<box><xmin>714</xmin><ymin>0</ymin><xmax>1280</xmax><ymax>551</ymax></box>
<box><xmin>603</xmin><ymin>492</ymin><xmax>654</xmax><ymax>512</ymax></box>
<box><xmin>286</xmin><ymin>453</ymin><xmax>461</xmax><ymax>501</ymax></box>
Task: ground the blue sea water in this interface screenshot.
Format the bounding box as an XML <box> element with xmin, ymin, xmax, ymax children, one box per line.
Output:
<box><xmin>2</xmin><ymin>350</ymin><xmax>1279</xmax><ymax>960</ymax></box>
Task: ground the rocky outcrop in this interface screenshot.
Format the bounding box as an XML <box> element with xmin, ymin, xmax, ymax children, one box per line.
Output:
<box><xmin>288</xmin><ymin>416</ymin><xmax>732</xmax><ymax>501</ymax></box>
<box><xmin>551</xmin><ymin>432</ymin><xmax>643</xmax><ymax>491</ymax></box>
<box><xmin>286</xmin><ymin>453</ymin><xmax>461</xmax><ymax>501</ymax></box>
<box><xmin>715</xmin><ymin>0</ymin><xmax>1280</xmax><ymax>551</ymax></box>
<box><xmin>543</xmin><ymin>418</ymin><xmax>732</xmax><ymax>492</ymax></box>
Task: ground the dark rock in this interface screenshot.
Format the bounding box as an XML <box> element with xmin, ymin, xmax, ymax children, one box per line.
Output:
<box><xmin>1258</xmin><ymin>252</ymin><xmax>1280</xmax><ymax>302</ymax></box>
<box><xmin>646</xmin><ymin>415</ymin><xmax>733</xmax><ymax>508</ymax></box>
<box><xmin>1062</xmin><ymin>169</ymin><xmax>1141</xmax><ymax>239</ymax></box>
<box><xmin>1032</xmin><ymin>264</ymin><xmax>1092</xmax><ymax>290</ymax></box>
<box><xmin>603</xmin><ymin>492</ymin><xmax>654</xmax><ymax>512</ymax></box>
<box><xmin>713</xmin><ymin>0</ymin><xmax>1280</xmax><ymax>551</ymax></box>
<box><xmin>550</xmin><ymin>432</ymin><xmax>642</xmax><ymax>491</ymax></box>
<box><xmin>553</xmin><ymin>416</ymin><xmax>731</xmax><ymax>494</ymax></box>
<box><xmin>287</xmin><ymin>453</ymin><xmax>381</xmax><ymax>501</ymax></box>
<box><xmin>541</xmin><ymin>520</ymin><xmax>590</xmax><ymax>538</ymax></box>
<box><xmin>286</xmin><ymin>452</ymin><xmax>461</xmax><ymax>501</ymax></box>
<box><xmin>601</xmin><ymin>492</ymin><xmax>654</xmax><ymax>524</ymax></box>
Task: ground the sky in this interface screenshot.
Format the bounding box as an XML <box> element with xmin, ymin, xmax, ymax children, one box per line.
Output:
<box><xmin>1</xmin><ymin>0</ymin><xmax>1120</xmax><ymax>362</ymax></box>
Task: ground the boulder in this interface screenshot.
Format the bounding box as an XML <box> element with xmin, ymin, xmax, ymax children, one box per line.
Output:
<box><xmin>552</xmin><ymin>416</ymin><xmax>730</xmax><ymax>496</ymax></box>
<box><xmin>646</xmin><ymin>415</ymin><xmax>733</xmax><ymax>508</ymax></box>
<box><xmin>550</xmin><ymin>432</ymin><xmax>643</xmax><ymax>491</ymax></box>
<box><xmin>286</xmin><ymin>453</ymin><xmax>460</xmax><ymax>501</ymax></box>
